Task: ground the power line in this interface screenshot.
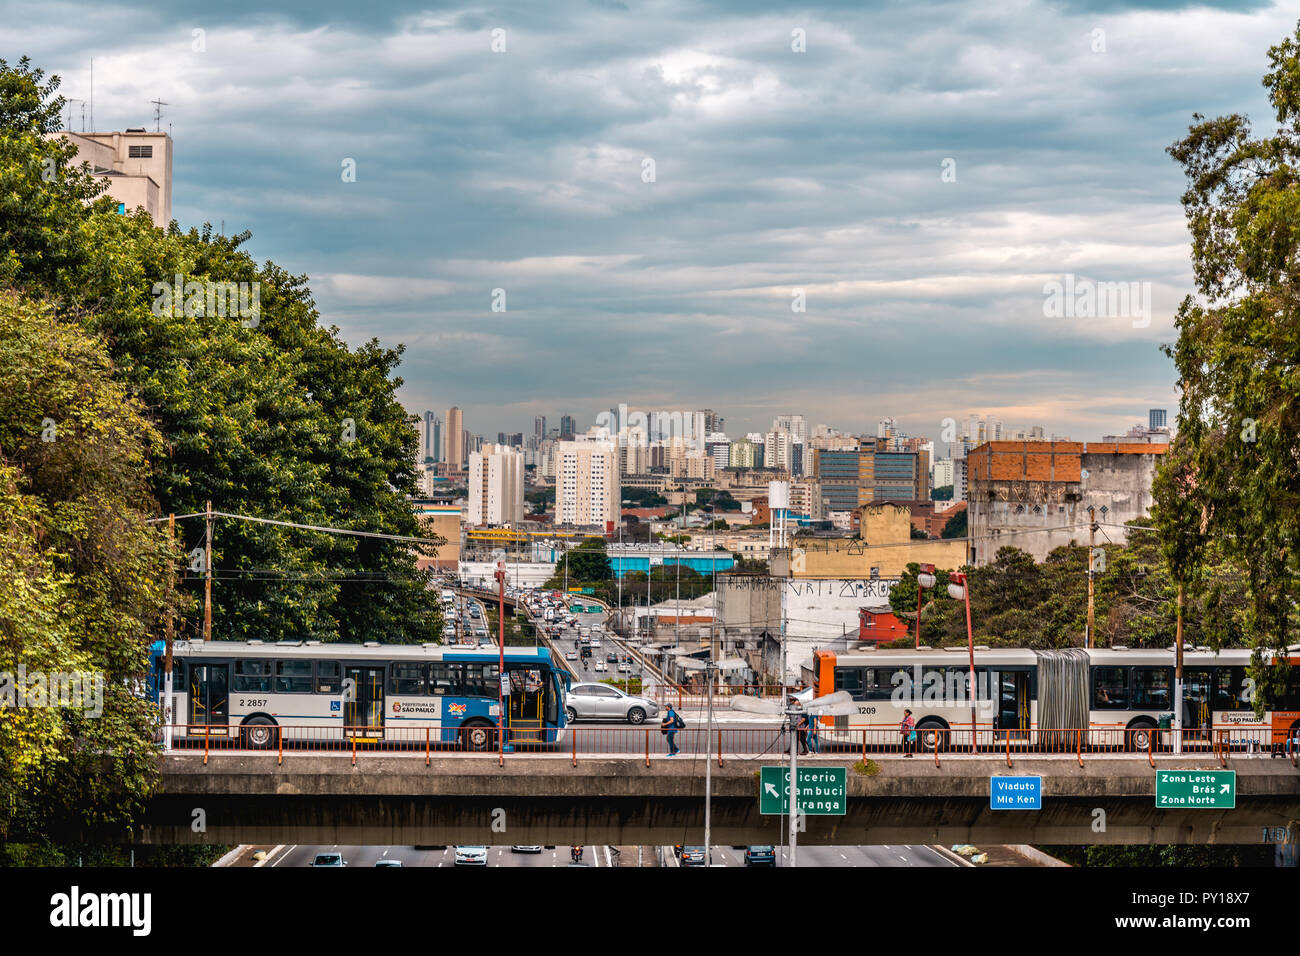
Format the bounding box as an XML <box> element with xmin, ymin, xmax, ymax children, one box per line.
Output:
<box><xmin>148</xmin><ymin>509</ymin><xmax>441</xmax><ymax>547</ymax></box>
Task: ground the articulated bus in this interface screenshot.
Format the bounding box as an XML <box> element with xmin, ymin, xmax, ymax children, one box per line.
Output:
<box><xmin>812</xmin><ymin>645</ymin><xmax>1300</xmax><ymax>752</ymax></box>
<box><xmin>148</xmin><ymin>640</ymin><xmax>569</xmax><ymax>750</ymax></box>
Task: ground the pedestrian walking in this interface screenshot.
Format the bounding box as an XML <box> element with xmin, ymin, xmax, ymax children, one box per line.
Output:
<box><xmin>662</xmin><ymin>703</ymin><xmax>683</xmax><ymax>756</ymax></box>
<box><xmin>807</xmin><ymin>713</ymin><xmax>820</xmax><ymax>755</ymax></box>
<box><xmin>796</xmin><ymin>712</ymin><xmax>810</xmax><ymax>755</ymax></box>
<box><xmin>901</xmin><ymin>708</ymin><xmax>916</xmax><ymax>757</ymax></box>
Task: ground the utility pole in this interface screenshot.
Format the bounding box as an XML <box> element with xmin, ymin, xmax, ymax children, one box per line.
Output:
<box><xmin>787</xmin><ymin>695</ymin><xmax>801</xmax><ymax>867</ymax></box>
<box><xmin>1175</xmin><ymin>582</ymin><xmax>1184</xmax><ymax>754</ymax></box>
<box><xmin>1086</xmin><ymin>506</ymin><xmax>1096</xmax><ymax>648</ymax></box>
<box><xmin>164</xmin><ymin>513</ymin><xmax>175</xmax><ymax>752</ymax></box>
<box><xmin>704</xmin><ymin>658</ymin><xmax>715</xmax><ymax>866</ymax></box>
<box><xmin>203</xmin><ymin>500</ymin><xmax>213</xmax><ymax>641</ymax></box>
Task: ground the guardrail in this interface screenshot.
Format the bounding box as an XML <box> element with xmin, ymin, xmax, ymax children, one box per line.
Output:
<box><xmin>161</xmin><ymin>723</ymin><xmax>1296</xmax><ymax>768</ymax></box>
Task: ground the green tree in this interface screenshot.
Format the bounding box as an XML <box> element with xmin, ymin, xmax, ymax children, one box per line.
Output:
<box><xmin>0</xmin><ymin>290</ymin><xmax>181</xmax><ymax>846</ymax></box>
<box><xmin>1162</xmin><ymin>22</ymin><xmax>1300</xmax><ymax>702</ymax></box>
<box><xmin>940</xmin><ymin>508</ymin><xmax>967</xmax><ymax>538</ymax></box>
<box><xmin>932</xmin><ymin>485</ymin><xmax>953</xmax><ymax>501</ymax></box>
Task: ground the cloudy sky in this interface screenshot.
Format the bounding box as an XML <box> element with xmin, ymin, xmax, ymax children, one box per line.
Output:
<box><xmin>4</xmin><ymin>0</ymin><xmax>1294</xmax><ymax>445</ymax></box>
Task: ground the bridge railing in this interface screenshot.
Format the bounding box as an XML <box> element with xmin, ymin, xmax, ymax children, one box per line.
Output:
<box><xmin>161</xmin><ymin>722</ymin><xmax>1291</xmax><ymax>768</ymax></box>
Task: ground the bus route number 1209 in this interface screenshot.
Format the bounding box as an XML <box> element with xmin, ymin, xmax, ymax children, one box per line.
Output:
<box><xmin>857</xmin><ymin>706</ymin><xmax>875</xmax><ymax>715</ymax></box>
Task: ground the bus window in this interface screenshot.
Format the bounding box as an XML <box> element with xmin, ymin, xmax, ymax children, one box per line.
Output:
<box><xmin>1131</xmin><ymin>667</ymin><xmax>1171</xmax><ymax>709</ymax></box>
<box><xmin>1093</xmin><ymin>667</ymin><xmax>1127</xmax><ymax>709</ymax></box>
<box><xmin>233</xmin><ymin>659</ymin><xmax>273</xmax><ymax>693</ymax></box>
<box><xmin>275</xmin><ymin>659</ymin><xmax>314</xmax><ymax>693</ymax></box>
<box><xmin>834</xmin><ymin>667</ymin><xmax>864</xmax><ymax>700</ymax></box>
<box><xmin>463</xmin><ymin>663</ymin><xmax>499</xmax><ymax>697</ymax></box>
<box><xmin>1214</xmin><ymin>667</ymin><xmax>1249</xmax><ymax>710</ymax></box>
<box><xmin>315</xmin><ymin>661</ymin><xmax>340</xmax><ymax>693</ymax></box>
<box><xmin>389</xmin><ymin>663</ymin><xmax>427</xmax><ymax>696</ymax></box>
<box><xmin>862</xmin><ymin>668</ymin><xmax>899</xmax><ymax>700</ymax></box>
<box><xmin>429</xmin><ymin>662</ymin><xmax>460</xmax><ymax>695</ymax></box>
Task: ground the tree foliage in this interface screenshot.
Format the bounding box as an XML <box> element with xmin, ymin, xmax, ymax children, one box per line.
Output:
<box><xmin>1160</xmin><ymin>23</ymin><xmax>1300</xmax><ymax>704</ymax></box>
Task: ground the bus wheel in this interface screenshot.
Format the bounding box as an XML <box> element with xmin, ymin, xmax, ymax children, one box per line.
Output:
<box><xmin>242</xmin><ymin>717</ymin><xmax>278</xmax><ymax>750</ymax></box>
<box><xmin>1127</xmin><ymin>721</ymin><xmax>1155</xmax><ymax>752</ymax></box>
<box><xmin>460</xmin><ymin>722</ymin><xmax>495</xmax><ymax>751</ymax></box>
<box><xmin>917</xmin><ymin>721</ymin><xmax>948</xmax><ymax>752</ymax></box>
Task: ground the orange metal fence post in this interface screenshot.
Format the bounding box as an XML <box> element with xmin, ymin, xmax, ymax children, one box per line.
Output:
<box><xmin>1005</xmin><ymin>730</ymin><xmax>1011</xmax><ymax>769</ymax></box>
<box><xmin>717</xmin><ymin>728</ymin><xmax>724</xmax><ymax>769</ymax></box>
<box><xmin>426</xmin><ymin>726</ymin><xmax>431</xmax><ymax>768</ymax></box>
<box><xmin>1147</xmin><ymin>728</ymin><xmax>1154</xmax><ymax>769</ymax></box>
<box><xmin>278</xmin><ymin>728</ymin><xmax>283</xmax><ymax>767</ymax></box>
<box><xmin>352</xmin><ymin>729</ymin><xmax>357</xmax><ymax>767</ymax></box>
<box><xmin>203</xmin><ymin>724</ymin><xmax>210</xmax><ymax>765</ymax></box>
<box><xmin>572</xmin><ymin>727</ymin><xmax>577</xmax><ymax>767</ymax></box>
<box><xmin>645</xmin><ymin>727</ymin><xmax>650</xmax><ymax>768</ymax></box>
<box><xmin>1077</xmin><ymin>728</ymin><xmax>1083</xmax><ymax>768</ymax></box>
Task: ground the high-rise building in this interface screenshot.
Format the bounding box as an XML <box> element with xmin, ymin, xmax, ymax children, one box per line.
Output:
<box><xmin>771</xmin><ymin>414</ymin><xmax>808</xmax><ymax>444</ymax></box>
<box><xmin>764</xmin><ymin>430</ymin><xmax>796</xmax><ymax>474</ymax></box>
<box><xmin>468</xmin><ymin>443</ymin><xmax>524</xmax><ymax>526</ymax></box>
<box><xmin>814</xmin><ymin>448</ymin><xmax>873</xmax><ymax>513</ymax></box>
<box><xmin>705</xmin><ymin>432</ymin><xmax>731</xmax><ymax>470</ymax></box>
<box><xmin>534</xmin><ymin>416</ymin><xmax>547</xmax><ymax>443</ymax></box>
<box><xmin>560</xmin><ymin>415</ymin><xmax>576</xmax><ymax>440</ymax></box>
<box><xmin>701</xmin><ymin>409</ymin><xmax>725</xmax><ymax>434</ymax></box>
<box><xmin>729</xmin><ymin>438</ymin><xmax>759</xmax><ymax>469</ymax></box>
<box><xmin>554</xmin><ymin>440</ymin><xmax>620</xmax><ymax>528</ymax></box>
<box><xmin>444</xmin><ymin>406</ymin><xmax>464</xmax><ymax>469</ymax></box>
<box><xmin>430</xmin><ymin>413</ymin><xmax>442</xmax><ymax>463</ymax></box>
<box><xmin>873</xmin><ymin>447</ymin><xmax>929</xmax><ymax>503</ymax></box>
<box><xmin>932</xmin><ymin>458</ymin><xmax>955</xmax><ymax>491</ymax></box>
<box><xmin>1149</xmin><ymin>408</ymin><xmax>1167</xmax><ymax>430</ymax></box>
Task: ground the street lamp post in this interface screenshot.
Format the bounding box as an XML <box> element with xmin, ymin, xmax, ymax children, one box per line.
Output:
<box><xmin>949</xmin><ymin>571</ymin><xmax>977</xmax><ymax>753</ymax></box>
<box><xmin>916</xmin><ymin>564</ymin><xmax>936</xmax><ymax>649</ymax></box>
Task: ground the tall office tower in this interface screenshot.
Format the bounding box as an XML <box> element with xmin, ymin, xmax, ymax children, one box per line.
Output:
<box><xmin>791</xmin><ymin>437</ymin><xmax>804</xmax><ymax>477</ymax></box>
<box><xmin>705</xmin><ymin>433</ymin><xmax>731</xmax><ymax>470</ymax></box>
<box><xmin>1149</xmin><ymin>409</ymin><xmax>1167</xmax><ymax>430</ymax></box>
<box><xmin>877</xmin><ymin>417</ymin><xmax>898</xmax><ymax>440</ymax></box>
<box><xmin>497</xmin><ymin>432</ymin><xmax>507</xmax><ymax>446</ymax></box>
<box><xmin>554</xmin><ymin>440</ymin><xmax>620</xmax><ymax>528</ymax></box>
<box><xmin>507</xmin><ymin>433</ymin><xmax>523</xmax><ymax>448</ymax></box>
<box><xmin>534</xmin><ymin>416</ymin><xmax>547</xmax><ymax>442</ymax></box>
<box><xmin>728</xmin><ymin>438</ymin><xmax>758</xmax><ymax>468</ymax></box>
<box><xmin>468</xmin><ymin>443</ymin><xmax>525</xmax><ymax>526</ymax></box>
<box><xmin>431</xmin><ymin>414</ymin><xmax>442</xmax><ymax>463</ymax></box>
<box><xmin>445</xmin><ymin>406</ymin><xmax>464</xmax><ymax>469</ymax></box>
<box><xmin>559</xmin><ymin>415</ymin><xmax>576</xmax><ymax>440</ymax></box>
<box><xmin>771</xmin><ymin>414</ymin><xmax>808</xmax><ymax>444</ymax></box>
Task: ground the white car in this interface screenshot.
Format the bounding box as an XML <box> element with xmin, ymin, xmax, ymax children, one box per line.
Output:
<box><xmin>618</xmin><ymin>662</ymin><xmax>633</xmax><ymax>673</ymax></box>
<box><xmin>594</xmin><ymin>661</ymin><xmax>608</xmax><ymax>672</ymax></box>
<box><xmin>565</xmin><ymin>651</ymin><xmax>579</xmax><ymax>661</ymax></box>
<box><xmin>455</xmin><ymin>846</ymin><xmax>488</xmax><ymax>866</ymax></box>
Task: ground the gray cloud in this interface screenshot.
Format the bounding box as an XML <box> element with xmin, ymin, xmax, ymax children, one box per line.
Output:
<box><xmin>5</xmin><ymin>0</ymin><xmax>1294</xmax><ymax>441</ymax></box>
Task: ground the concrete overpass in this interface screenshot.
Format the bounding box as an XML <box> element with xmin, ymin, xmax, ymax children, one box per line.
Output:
<box><xmin>100</xmin><ymin>755</ymin><xmax>1300</xmax><ymax>848</ymax></box>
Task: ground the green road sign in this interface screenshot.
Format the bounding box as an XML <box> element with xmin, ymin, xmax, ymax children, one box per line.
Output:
<box><xmin>1155</xmin><ymin>769</ymin><xmax>1236</xmax><ymax>809</ymax></box>
<box><xmin>760</xmin><ymin>766</ymin><xmax>847</xmax><ymax>815</ymax></box>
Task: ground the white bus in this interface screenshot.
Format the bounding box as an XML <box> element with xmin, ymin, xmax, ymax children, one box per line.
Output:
<box><xmin>149</xmin><ymin>640</ymin><xmax>568</xmax><ymax>750</ymax></box>
<box><xmin>811</xmin><ymin>645</ymin><xmax>1300</xmax><ymax>752</ymax></box>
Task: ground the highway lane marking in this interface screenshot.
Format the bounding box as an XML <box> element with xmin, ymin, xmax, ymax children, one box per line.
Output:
<box><xmin>257</xmin><ymin>845</ymin><xmax>287</xmax><ymax>867</ymax></box>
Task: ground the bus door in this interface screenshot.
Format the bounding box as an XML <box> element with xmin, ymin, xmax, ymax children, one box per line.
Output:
<box><xmin>994</xmin><ymin>670</ymin><xmax>1029</xmax><ymax>741</ymax></box>
<box><xmin>506</xmin><ymin>668</ymin><xmax>545</xmax><ymax>744</ymax></box>
<box><xmin>1183</xmin><ymin>669</ymin><xmax>1214</xmax><ymax>744</ymax></box>
<box><xmin>344</xmin><ymin>666</ymin><xmax>385</xmax><ymax>738</ymax></box>
<box><xmin>188</xmin><ymin>662</ymin><xmax>229</xmax><ymax>735</ymax></box>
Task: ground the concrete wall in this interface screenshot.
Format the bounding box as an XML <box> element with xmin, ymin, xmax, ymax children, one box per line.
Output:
<box><xmin>791</xmin><ymin>538</ymin><xmax>965</xmax><ymax>579</ymax></box>
<box><xmin>95</xmin><ymin>754</ymin><xmax>1300</xmax><ymax>847</ymax></box>
<box><xmin>968</xmin><ymin>443</ymin><xmax>1166</xmax><ymax>565</ymax></box>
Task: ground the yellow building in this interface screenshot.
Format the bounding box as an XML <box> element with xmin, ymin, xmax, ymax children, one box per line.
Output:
<box><xmin>790</xmin><ymin>503</ymin><xmax>964</xmax><ymax>578</ymax></box>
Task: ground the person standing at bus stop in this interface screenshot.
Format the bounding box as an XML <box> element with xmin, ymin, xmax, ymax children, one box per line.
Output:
<box><xmin>901</xmin><ymin>708</ymin><xmax>916</xmax><ymax>757</ymax></box>
<box><xmin>662</xmin><ymin>703</ymin><xmax>681</xmax><ymax>756</ymax></box>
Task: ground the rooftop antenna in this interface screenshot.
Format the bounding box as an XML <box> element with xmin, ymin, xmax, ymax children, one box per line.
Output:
<box><xmin>65</xmin><ymin>98</ymin><xmax>85</xmax><ymax>132</ymax></box>
<box><xmin>150</xmin><ymin>98</ymin><xmax>168</xmax><ymax>132</ymax></box>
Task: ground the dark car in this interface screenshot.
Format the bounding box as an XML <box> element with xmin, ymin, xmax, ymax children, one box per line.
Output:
<box><xmin>607</xmin><ymin>653</ymin><xmax>618</xmax><ymax>663</ymax></box>
<box><xmin>744</xmin><ymin>845</ymin><xmax>776</xmax><ymax>867</ymax></box>
<box><xmin>679</xmin><ymin>846</ymin><xmax>710</xmax><ymax>867</ymax></box>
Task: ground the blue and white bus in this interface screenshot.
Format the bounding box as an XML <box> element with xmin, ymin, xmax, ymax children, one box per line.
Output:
<box><xmin>148</xmin><ymin>640</ymin><xmax>569</xmax><ymax>750</ymax></box>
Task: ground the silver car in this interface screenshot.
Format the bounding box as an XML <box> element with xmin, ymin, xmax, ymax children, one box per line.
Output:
<box><xmin>565</xmin><ymin>682</ymin><xmax>659</xmax><ymax>724</ymax></box>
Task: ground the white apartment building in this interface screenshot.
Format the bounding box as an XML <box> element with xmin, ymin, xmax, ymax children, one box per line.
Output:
<box><xmin>764</xmin><ymin>430</ymin><xmax>796</xmax><ymax>473</ymax></box>
<box><xmin>933</xmin><ymin>458</ymin><xmax>955</xmax><ymax>490</ymax></box>
<box><xmin>554</xmin><ymin>440</ymin><xmax>620</xmax><ymax>529</ymax></box>
<box><xmin>52</xmin><ymin>129</ymin><xmax>173</xmax><ymax>227</ymax></box>
<box><xmin>468</xmin><ymin>443</ymin><xmax>524</xmax><ymax>526</ymax></box>
<box><xmin>771</xmin><ymin>415</ymin><xmax>808</xmax><ymax>444</ymax></box>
